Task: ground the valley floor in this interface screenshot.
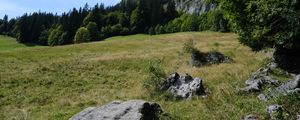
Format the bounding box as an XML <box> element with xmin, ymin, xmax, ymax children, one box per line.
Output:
<box><xmin>0</xmin><ymin>32</ymin><xmax>273</xmax><ymax>119</ymax></box>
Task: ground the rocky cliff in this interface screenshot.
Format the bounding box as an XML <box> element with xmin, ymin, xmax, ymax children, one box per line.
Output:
<box><xmin>120</xmin><ymin>0</ymin><xmax>215</xmax><ymax>15</ymax></box>
<box><xmin>174</xmin><ymin>0</ymin><xmax>215</xmax><ymax>14</ymax></box>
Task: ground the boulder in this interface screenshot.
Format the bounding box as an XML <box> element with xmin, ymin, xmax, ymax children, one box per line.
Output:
<box><xmin>160</xmin><ymin>72</ymin><xmax>206</xmax><ymax>98</ymax></box>
<box><xmin>190</xmin><ymin>51</ymin><xmax>233</xmax><ymax>67</ymax></box>
<box><xmin>297</xmin><ymin>113</ymin><xmax>300</xmax><ymax>120</ymax></box>
<box><xmin>243</xmin><ymin>76</ymin><xmax>279</xmax><ymax>92</ymax></box>
<box><xmin>258</xmin><ymin>74</ymin><xmax>300</xmax><ymax>100</ymax></box>
<box><xmin>242</xmin><ymin>60</ymin><xmax>281</xmax><ymax>93</ymax></box>
<box><xmin>70</xmin><ymin>100</ymin><xmax>162</xmax><ymax>120</ymax></box>
<box><xmin>243</xmin><ymin>114</ymin><xmax>258</xmax><ymax>120</ymax></box>
<box><xmin>266</xmin><ymin>105</ymin><xmax>284</xmax><ymax>119</ymax></box>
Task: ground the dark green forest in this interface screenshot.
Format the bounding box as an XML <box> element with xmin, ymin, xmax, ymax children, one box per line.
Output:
<box><xmin>0</xmin><ymin>0</ymin><xmax>230</xmax><ymax>46</ymax></box>
<box><xmin>0</xmin><ymin>0</ymin><xmax>299</xmax><ymax>64</ymax></box>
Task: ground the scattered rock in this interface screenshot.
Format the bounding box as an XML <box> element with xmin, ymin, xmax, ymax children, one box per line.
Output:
<box><xmin>190</xmin><ymin>51</ymin><xmax>233</xmax><ymax>67</ymax></box>
<box><xmin>266</xmin><ymin>104</ymin><xmax>284</xmax><ymax>119</ymax></box>
<box><xmin>243</xmin><ymin>76</ymin><xmax>279</xmax><ymax>92</ymax></box>
<box><xmin>160</xmin><ymin>72</ymin><xmax>206</xmax><ymax>98</ymax></box>
<box><xmin>242</xmin><ymin>60</ymin><xmax>281</xmax><ymax>93</ymax></box>
<box><xmin>258</xmin><ymin>74</ymin><xmax>300</xmax><ymax>100</ymax></box>
<box><xmin>70</xmin><ymin>100</ymin><xmax>162</xmax><ymax>120</ymax></box>
<box><xmin>243</xmin><ymin>114</ymin><xmax>258</xmax><ymax>120</ymax></box>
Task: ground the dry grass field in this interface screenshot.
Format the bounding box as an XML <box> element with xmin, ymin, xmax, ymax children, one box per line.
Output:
<box><xmin>0</xmin><ymin>32</ymin><xmax>279</xmax><ymax>119</ymax></box>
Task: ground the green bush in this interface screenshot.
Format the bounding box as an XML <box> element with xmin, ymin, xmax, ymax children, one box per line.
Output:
<box><xmin>220</xmin><ymin>0</ymin><xmax>300</xmax><ymax>51</ymax></box>
<box><xmin>148</xmin><ymin>27</ymin><xmax>155</xmax><ymax>35</ymax></box>
<box><xmin>182</xmin><ymin>39</ymin><xmax>198</xmax><ymax>53</ymax></box>
<box><xmin>48</xmin><ymin>27</ymin><xmax>64</xmax><ymax>46</ymax></box>
<box><xmin>143</xmin><ymin>59</ymin><xmax>166</xmax><ymax>94</ymax></box>
<box><xmin>181</xmin><ymin>14</ymin><xmax>199</xmax><ymax>32</ymax></box>
<box><xmin>86</xmin><ymin>22</ymin><xmax>101</xmax><ymax>41</ymax></box>
<box><xmin>111</xmin><ymin>24</ymin><xmax>123</xmax><ymax>36</ymax></box>
<box><xmin>74</xmin><ymin>27</ymin><xmax>91</xmax><ymax>44</ymax></box>
<box><xmin>154</xmin><ymin>25</ymin><xmax>165</xmax><ymax>35</ymax></box>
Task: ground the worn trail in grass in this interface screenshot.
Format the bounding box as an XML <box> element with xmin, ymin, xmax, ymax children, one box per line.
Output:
<box><xmin>0</xmin><ymin>32</ymin><xmax>271</xmax><ymax>119</ymax></box>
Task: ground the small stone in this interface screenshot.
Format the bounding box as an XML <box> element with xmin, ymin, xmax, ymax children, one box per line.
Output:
<box><xmin>266</xmin><ymin>104</ymin><xmax>284</xmax><ymax>119</ymax></box>
<box><xmin>244</xmin><ymin>114</ymin><xmax>258</xmax><ymax>120</ymax></box>
<box><xmin>257</xmin><ymin>94</ymin><xmax>268</xmax><ymax>101</ymax></box>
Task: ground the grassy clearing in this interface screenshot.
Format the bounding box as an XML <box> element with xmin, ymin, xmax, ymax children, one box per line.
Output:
<box><xmin>0</xmin><ymin>32</ymin><xmax>277</xmax><ymax>119</ymax></box>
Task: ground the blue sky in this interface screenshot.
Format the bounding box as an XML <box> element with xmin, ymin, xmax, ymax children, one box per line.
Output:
<box><xmin>0</xmin><ymin>0</ymin><xmax>121</xmax><ymax>19</ymax></box>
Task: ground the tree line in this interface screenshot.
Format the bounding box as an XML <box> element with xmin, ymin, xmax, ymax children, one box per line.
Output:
<box><xmin>0</xmin><ymin>0</ymin><xmax>229</xmax><ymax>46</ymax></box>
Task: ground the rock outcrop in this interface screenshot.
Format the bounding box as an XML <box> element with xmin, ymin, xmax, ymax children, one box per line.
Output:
<box><xmin>121</xmin><ymin>0</ymin><xmax>215</xmax><ymax>15</ymax></box>
<box><xmin>258</xmin><ymin>74</ymin><xmax>300</xmax><ymax>101</ymax></box>
<box><xmin>160</xmin><ymin>72</ymin><xmax>206</xmax><ymax>98</ymax></box>
<box><xmin>266</xmin><ymin>105</ymin><xmax>284</xmax><ymax>119</ymax></box>
<box><xmin>243</xmin><ymin>114</ymin><xmax>258</xmax><ymax>120</ymax></box>
<box><xmin>70</xmin><ymin>100</ymin><xmax>162</xmax><ymax>120</ymax></box>
<box><xmin>174</xmin><ymin>0</ymin><xmax>215</xmax><ymax>15</ymax></box>
<box><xmin>190</xmin><ymin>51</ymin><xmax>233</xmax><ymax>67</ymax></box>
<box><xmin>242</xmin><ymin>60</ymin><xmax>280</xmax><ymax>92</ymax></box>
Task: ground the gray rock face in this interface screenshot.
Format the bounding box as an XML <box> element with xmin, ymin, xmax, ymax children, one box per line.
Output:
<box><xmin>266</xmin><ymin>105</ymin><xmax>284</xmax><ymax>119</ymax></box>
<box><xmin>259</xmin><ymin>74</ymin><xmax>300</xmax><ymax>100</ymax></box>
<box><xmin>70</xmin><ymin>100</ymin><xmax>162</xmax><ymax>120</ymax></box>
<box><xmin>243</xmin><ymin>114</ymin><xmax>258</xmax><ymax>120</ymax></box>
<box><xmin>190</xmin><ymin>51</ymin><xmax>233</xmax><ymax>67</ymax></box>
<box><xmin>297</xmin><ymin>113</ymin><xmax>300</xmax><ymax>120</ymax></box>
<box><xmin>174</xmin><ymin>0</ymin><xmax>215</xmax><ymax>15</ymax></box>
<box><xmin>242</xmin><ymin>61</ymin><xmax>280</xmax><ymax>92</ymax></box>
<box><xmin>160</xmin><ymin>72</ymin><xmax>206</xmax><ymax>98</ymax></box>
<box><xmin>244</xmin><ymin>76</ymin><xmax>279</xmax><ymax>92</ymax></box>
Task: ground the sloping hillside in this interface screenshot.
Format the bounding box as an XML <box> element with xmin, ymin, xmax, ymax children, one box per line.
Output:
<box><xmin>0</xmin><ymin>32</ymin><xmax>272</xmax><ymax>119</ymax></box>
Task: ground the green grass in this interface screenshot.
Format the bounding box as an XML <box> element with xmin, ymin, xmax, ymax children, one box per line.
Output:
<box><xmin>0</xmin><ymin>32</ymin><xmax>280</xmax><ymax>119</ymax></box>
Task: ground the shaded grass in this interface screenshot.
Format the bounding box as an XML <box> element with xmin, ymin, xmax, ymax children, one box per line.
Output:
<box><xmin>0</xmin><ymin>32</ymin><xmax>275</xmax><ymax>119</ymax></box>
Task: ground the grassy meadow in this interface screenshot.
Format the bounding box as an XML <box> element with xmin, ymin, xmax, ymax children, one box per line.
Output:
<box><xmin>0</xmin><ymin>32</ymin><xmax>279</xmax><ymax>119</ymax></box>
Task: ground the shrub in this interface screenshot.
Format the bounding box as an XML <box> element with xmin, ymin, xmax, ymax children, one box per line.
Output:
<box><xmin>220</xmin><ymin>0</ymin><xmax>300</xmax><ymax>51</ymax></box>
<box><xmin>86</xmin><ymin>22</ymin><xmax>101</xmax><ymax>41</ymax></box>
<box><xmin>143</xmin><ymin>59</ymin><xmax>166</xmax><ymax>94</ymax></box>
<box><xmin>181</xmin><ymin>14</ymin><xmax>199</xmax><ymax>32</ymax></box>
<box><xmin>111</xmin><ymin>24</ymin><xmax>123</xmax><ymax>36</ymax></box>
<box><xmin>182</xmin><ymin>39</ymin><xmax>198</xmax><ymax>53</ymax></box>
<box><xmin>148</xmin><ymin>27</ymin><xmax>155</xmax><ymax>35</ymax></box>
<box><xmin>39</xmin><ymin>29</ymin><xmax>50</xmax><ymax>45</ymax></box>
<box><xmin>48</xmin><ymin>27</ymin><xmax>64</xmax><ymax>46</ymax></box>
<box><xmin>74</xmin><ymin>27</ymin><xmax>91</xmax><ymax>43</ymax></box>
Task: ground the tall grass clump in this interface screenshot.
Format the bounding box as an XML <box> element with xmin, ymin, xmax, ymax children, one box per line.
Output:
<box><xmin>182</xmin><ymin>39</ymin><xmax>198</xmax><ymax>54</ymax></box>
<box><xmin>143</xmin><ymin>59</ymin><xmax>166</xmax><ymax>96</ymax></box>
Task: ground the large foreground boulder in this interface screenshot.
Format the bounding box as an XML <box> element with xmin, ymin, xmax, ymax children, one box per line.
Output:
<box><xmin>70</xmin><ymin>100</ymin><xmax>162</xmax><ymax>120</ymax></box>
<box><xmin>160</xmin><ymin>72</ymin><xmax>206</xmax><ymax>98</ymax></box>
<box><xmin>190</xmin><ymin>51</ymin><xmax>233</xmax><ymax>67</ymax></box>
